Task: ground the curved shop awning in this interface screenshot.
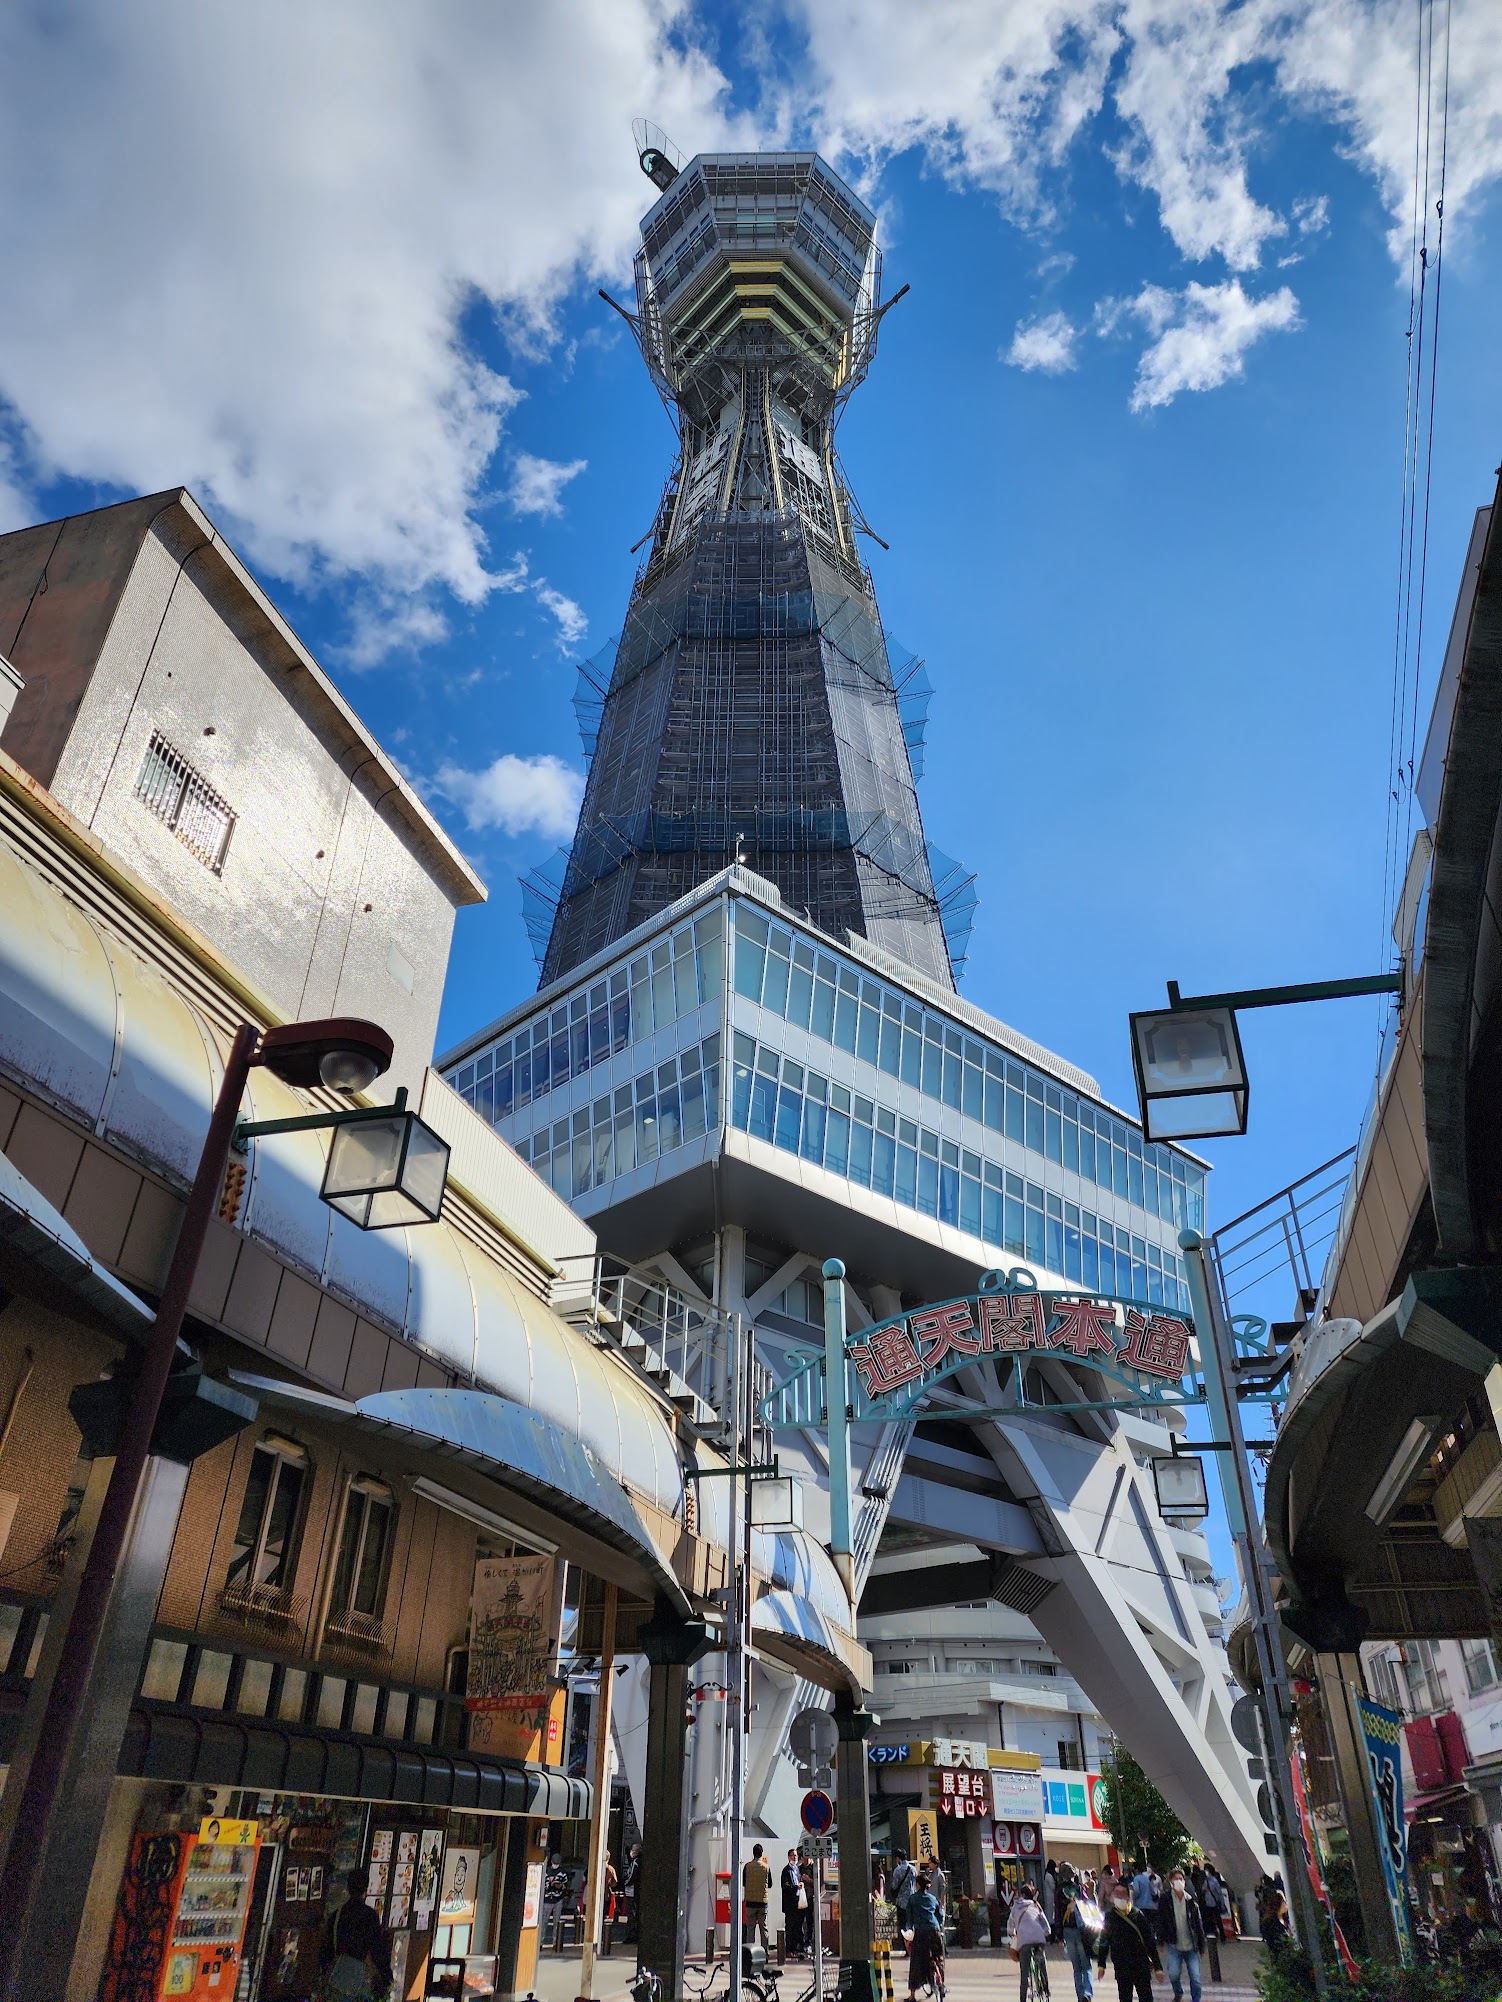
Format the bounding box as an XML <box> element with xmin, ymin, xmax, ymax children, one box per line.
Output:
<box><xmin>751</xmin><ymin>1587</ymin><xmax>871</xmax><ymax>1696</ymax></box>
<box><xmin>121</xmin><ymin>1703</ymin><xmax>591</xmax><ymax>1818</ymax></box>
<box><xmin>0</xmin><ymin>1146</ymin><xmax>152</xmax><ymax>1341</ymax></box>
<box><xmin>232</xmin><ymin>1372</ymin><xmax>689</xmax><ymax>1613</ymax></box>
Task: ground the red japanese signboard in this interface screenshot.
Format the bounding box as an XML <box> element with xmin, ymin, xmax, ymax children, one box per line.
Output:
<box><xmin>847</xmin><ymin>1269</ymin><xmax>1195</xmax><ymax>1410</ymax></box>
<box><xmin>934</xmin><ymin>1768</ymin><xmax>990</xmax><ymax>1819</ymax></box>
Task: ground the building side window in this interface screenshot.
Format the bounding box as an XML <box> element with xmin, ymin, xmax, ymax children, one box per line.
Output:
<box><xmin>133</xmin><ymin>730</ymin><xmax>236</xmax><ymax>872</ymax></box>
<box><xmin>1462</xmin><ymin>1637</ymin><xmax>1500</xmax><ymax>1697</ymax></box>
<box><xmin>328</xmin><ymin>1478</ymin><xmax>394</xmax><ymax>1627</ymax></box>
<box><xmin>1398</xmin><ymin>1639</ymin><xmax>1450</xmax><ymax>1715</ymax></box>
<box><xmin>223</xmin><ymin>1438</ymin><xmax>307</xmax><ymax>1613</ymax></box>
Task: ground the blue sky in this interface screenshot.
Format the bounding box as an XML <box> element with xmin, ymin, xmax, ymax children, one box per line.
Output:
<box><xmin>2</xmin><ymin>0</ymin><xmax>1501</xmax><ymax>1329</ymax></box>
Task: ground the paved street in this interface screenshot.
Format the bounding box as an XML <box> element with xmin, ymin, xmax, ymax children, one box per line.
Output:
<box><xmin>525</xmin><ymin>1942</ymin><xmax>1270</xmax><ymax>2002</ymax></box>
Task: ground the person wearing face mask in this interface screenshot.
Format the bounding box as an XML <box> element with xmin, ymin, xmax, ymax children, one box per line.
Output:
<box><xmin>1095</xmin><ymin>1886</ymin><xmax>1157</xmax><ymax>2002</ymax></box>
<box><xmin>1155</xmin><ymin>1868</ymin><xmax>1206</xmax><ymax>2002</ymax></box>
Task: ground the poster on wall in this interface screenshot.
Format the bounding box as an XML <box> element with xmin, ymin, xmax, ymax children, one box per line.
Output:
<box><xmin>991</xmin><ymin>1766</ymin><xmax>1045</xmax><ymax>1823</ymax></box>
<box><xmin>440</xmin><ymin>1847</ymin><xmax>480</xmax><ymax>1928</ymax></box>
<box><xmin>414</xmin><ymin>1827</ymin><xmax>444</xmax><ymax>1930</ymax></box>
<box><xmin>523</xmin><ymin>1861</ymin><xmax>544</xmax><ymax>1930</ymax></box>
<box><xmin>465</xmin><ymin>1554</ymin><xmax>563</xmax><ymax>1760</ymax></box>
<box><xmin>1357</xmin><ymin>1695</ymin><xmax>1414</xmax><ymax>1968</ymax></box>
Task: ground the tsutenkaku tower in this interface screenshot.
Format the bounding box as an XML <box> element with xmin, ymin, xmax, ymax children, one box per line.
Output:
<box><xmin>535</xmin><ymin>134</ymin><xmax>973</xmax><ymax>991</ymax></box>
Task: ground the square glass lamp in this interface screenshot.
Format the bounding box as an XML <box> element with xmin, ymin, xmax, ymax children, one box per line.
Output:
<box><xmin>1152</xmin><ymin>1452</ymin><xmax>1210</xmax><ymax>1520</ymax></box>
<box><xmin>321</xmin><ymin>1109</ymin><xmax>451</xmax><ymax>1229</ymax></box>
<box><xmin>1130</xmin><ymin>1004</ymin><xmax>1248</xmax><ymax>1141</ymax></box>
<box><xmin>748</xmin><ymin>1475</ymin><xmax>804</xmax><ymax>1530</ymax></box>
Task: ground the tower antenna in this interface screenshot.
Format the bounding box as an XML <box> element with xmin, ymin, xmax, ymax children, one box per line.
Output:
<box><xmin>633</xmin><ymin>117</ymin><xmax>684</xmax><ymax>191</ymax></box>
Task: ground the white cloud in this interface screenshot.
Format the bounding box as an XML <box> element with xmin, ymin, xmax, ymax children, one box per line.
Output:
<box><xmin>509</xmin><ymin>452</ymin><xmax>588</xmax><ymax>518</ymax></box>
<box><xmin>0</xmin><ymin>3</ymin><xmax>747</xmax><ymax>612</ymax></box>
<box><xmin>1005</xmin><ymin>311</ymin><xmax>1080</xmax><ymax>374</ymax></box>
<box><xmin>436</xmin><ymin>752</ymin><xmax>583</xmax><ymax>841</ymax></box>
<box><xmin>533</xmin><ymin>582</ymin><xmax>588</xmax><ymax>649</ymax></box>
<box><xmin>337</xmin><ymin>598</ymin><xmax>453</xmax><ymax>672</ymax></box>
<box><xmin>1117</xmin><ymin>279</ymin><xmax>1302</xmax><ymax>410</ymax></box>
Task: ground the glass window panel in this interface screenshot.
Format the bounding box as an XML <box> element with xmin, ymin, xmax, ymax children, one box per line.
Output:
<box><xmin>939</xmin><ymin>1163</ymin><xmax>959</xmax><ymax>1225</ymax></box>
<box><xmin>941</xmin><ymin>1051</ymin><xmax>961</xmax><ymax>1110</ymax></box>
<box><xmin>652</xmin><ymin>952</ymin><xmax>676</xmax><ymax>1026</ymax></box>
<box><xmin>786</xmin><ymin>961</ymin><xmax>814</xmax><ymax>1030</ymax></box>
<box><xmin>749</xmin><ymin>1070</ymin><xmax>777</xmax><ymax>1142</ymax></box>
<box><xmin>921</xmin><ymin>1037</ymin><xmax>942</xmax><ymax>1097</ymax></box>
<box><xmin>1004</xmin><ymin>1190</ymin><xmax>1025</xmax><ymax>1255</ymax></box>
<box><xmin>915</xmin><ymin>1152</ymin><xmax>937</xmax><ymax>1215</ymax></box>
<box><xmin>849</xmin><ymin>1120</ymin><xmax>873</xmax><ymax>1186</ymax></box>
<box><xmin>982</xmin><ymin>1183</ymin><xmax>1002</xmax><ymax>1245</ymax></box>
<box><xmin>878</xmin><ymin>1012</ymin><xmax>901</xmax><ymax>1076</ymax></box>
<box><xmin>1025</xmin><ymin>1095</ymin><xmax>1044</xmax><ymax>1154</ymax></box>
<box><xmin>1127</xmin><ymin>1152</ymin><xmax>1144</xmax><ymax>1208</ymax></box>
<box><xmin>1025</xmin><ymin>1204</ymin><xmax>1046</xmax><ymax>1266</ymax></box>
<box><xmin>1062</xmin><ymin>1115</ymin><xmax>1078</xmax><ymax>1173</ymax></box>
<box><xmin>896</xmin><ymin>1143</ymin><xmax>917</xmax><ymax>1208</ymax></box>
<box><xmin>551</xmin><ymin>1024</ymin><xmax>569</xmax><ymax>1087</ymax></box>
<box><xmin>901</xmin><ymin>1023</ymin><xmax>923</xmax><ymax>1088</ymax></box>
<box><xmin>734</xmin><ymin>931</ymin><xmax>765</xmax><ymax>1001</ymax></box>
<box><xmin>856</xmin><ymin>1004</ymin><xmax>880</xmax><ymax>1065</ymax></box>
<box><xmin>811</xmin><ymin>979</ymin><xmax>836</xmax><ymax>1040</ymax></box>
<box><xmin>961</xmin><ymin>1063</ymin><xmax>982</xmax><ymax>1120</ymax></box>
<box><xmin>1045</xmin><ymin>1108</ymin><xmax>1062</xmax><ymax>1163</ymax></box>
<box><xmin>872</xmin><ymin>1127</ymin><xmax>896</xmax><ymax>1197</ymax></box>
<box><xmin>695</xmin><ymin>929</ymin><xmax>724</xmax><ymax>1005</ymax></box>
<box><xmin>730</xmin><ymin>1045</ymin><xmax>753</xmax><ymax>1130</ymax></box>
<box><xmin>1046</xmin><ymin>1212</ymin><xmax>1064</xmax><ymax>1273</ymax></box>
<box><xmin>801</xmin><ymin>1097</ymin><xmax>826</xmax><ymax>1165</ymax></box>
<box><xmin>615</xmin><ymin>1101</ymin><xmax>637</xmax><ymax>1172</ymax></box>
<box><xmin>657</xmin><ymin>1072</ymin><xmax>682</xmax><ymax>1151</ymax></box>
<box><xmin>681</xmin><ymin>1068</ymin><xmax>706</xmax><ymax>1141</ymax></box>
<box><xmin>513</xmin><ymin>1043</ymin><xmax>532</xmax><ymax>1107</ymax></box>
<box><xmin>1113</xmin><ymin>1146</ymin><xmax>1129</xmax><ymax>1199</ymax></box>
<box><xmin>1099</xmin><ymin>1238</ymin><xmax>1117</xmax><ymax>1294</ymax></box>
<box><xmin>834</xmin><ymin>991</ymin><xmax>858</xmax><ymax>1053</ymax></box>
<box><xmin>1082</xmin><ymin>1232</ymin><xmax>1099</xmax><ymax>1290</ymax></box>
<box><xmin>831</xmin><ymin>1082</ymin><xmax>850</xmax><ymax>1113</ymax></box>
<box><xmin>775</xmin><ymin>1084</ymin><xmax>802</xmax><ymax>1152</ymax></box>
<box><xmin>1005</xmin><ymin>1085</ymin><xmax>1024</xmax><ymax>1144</ymax></box>
<box><xmin>1079</xmin><ymin>1125</ymin><xmax>1096</xmax><ymax>1183</ymax></box>
<box><xmin>763</xmin><ymin>945</ymin><xmax>791</xmax><ymax>1017</ymax></box>
<box><xmin>983</xmin><ymin>1073</ymin><xmax>1003</xmax><ymax>1130</ymax></box>
<box><xmin>960</xmin><ymin>1175</ymin><xmax>981</xmax><ymax>1237</ymax></box>
<box><xmin>635</xmin><ymin>1084</ymin><xmax>660</xmax><ymax>1162</ymax></box>
<box><xmin>1064</xmin><ymin>1217</ymin><xmax>1082</xmax><ymax>1282</ymax></box>
<box><xmin>825</xmin><ymin>1109</ymin><xmax>850</xmax><ymax>1176</ymax></box>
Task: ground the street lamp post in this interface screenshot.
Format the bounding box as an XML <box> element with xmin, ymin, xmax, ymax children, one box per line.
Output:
<box><xmin>0</xmin><ymin>1017</ymin><xmax>445</xmax><ymax>2001</ymax></box>
<box><xmin>1181</xmin><ymin>1229</ymin><xmax>1330</xmax><ymax>1998</ymax></box>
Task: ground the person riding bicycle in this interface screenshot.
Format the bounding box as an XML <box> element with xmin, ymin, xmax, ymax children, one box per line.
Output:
<box><xmin>1009</xmin><ymin>1881</ymin><xmax>1051</xmax><ymax>1999</ymax></box>
<box><xmin>905</xmin><ymin>1869</ymin><xmax>945</xmax><ymax>2000</ymax></box>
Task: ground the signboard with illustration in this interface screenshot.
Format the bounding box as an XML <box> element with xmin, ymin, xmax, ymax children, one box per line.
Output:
<box><xmin>465</xmin><ymin>1554</ymin><xmax>563</xmax><ymax>1760</ymax></box>
<box><xmin>907</xmin><ymin>1810</ymin><xmax>939</xmax><ymax>1868</ymax></box>
<box><xmin>1358</xmin><ymin>1696</ymin><xmax>1414</xmax><ymax>1967</ymax></box>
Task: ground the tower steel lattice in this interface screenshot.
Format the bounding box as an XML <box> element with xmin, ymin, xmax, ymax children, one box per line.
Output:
<box><xmin>538</xmin><ymin>145</ymin><xmax>970</xmax><ymax>991</ymax></box>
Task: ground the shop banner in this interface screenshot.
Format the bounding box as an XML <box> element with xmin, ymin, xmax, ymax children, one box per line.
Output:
<box><xmin>933</xmin><ymin>1767</ymin><xmax>989</xmax><ymax>1817</ymax></box>
<box><xmin>992</xmin><ymin>1766</ymin><xmax>1045</xmax><ymax>1822</ymax></box>
<box><xmin>907</xmin><ymin>1810</ymin><xmax>940</xmax><ymax>1869</ymax></box>
<box><xmin>465</xmin><ymin>1553</ymin><xmax>563</xmax><ymax>1760</ymax></box>
<box><xmin>1290</xmin><ymin>1737</ymin><xmax>1358</xmax><ymax>1978</ymax></box>
<box><xmin>1357</xmin><ymin>1695</ymin><xmax>1414</xmax><ymax>1967</ymax></box>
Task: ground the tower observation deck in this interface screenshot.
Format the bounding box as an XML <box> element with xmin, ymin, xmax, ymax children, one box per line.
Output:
<box><xmin>537</xmin><ymin>144</ymin><xmax>965</xmax><ymax>991</ymax></box>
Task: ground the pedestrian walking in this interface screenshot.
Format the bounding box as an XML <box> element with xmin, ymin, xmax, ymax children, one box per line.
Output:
<box><xmin>1256</xmin><ymin>1874</ymin><xmax>1289</xmax><ymax>1957</ymax></box>
<box><xmin>1155</xmin><ymin>1867</ymin><xmax>1206</xmax><ymax>2002</ymax></box>
<box><xmin>928</xmin><ymin>1857</ymin><xmax>948</xmax><ymax>1922</ymax></box>
<box><xmin>782</xmin><ymin>1849</ymin><xmax>805</xmax><ymax>1957</ymax></box>
<box><xmin>1009</xmin><ymin>1880</ymin><xmax>1051</xmax><ymax>2000</ymax></box>
<box><xmin>1061</xmin><ymin>1872</ymin><xmax>1103</xmax><ymax>2000</ymax></box>
<box><xmin>601</xmin><ymin>1852</ymin><xmax>619</xmax><ymax>1954</ymax></box>
<box><xmin>905</xmin><ymin>1871</ymin><xmax>945</xmax><ymax>2002</ymax></box>
<box><xmin>1041</xmin><ymin>1863</ymin><xmax>1058</xmax><ymax>1940</ymax></box>
<box><xmin>621</xmin><ymin>1842</ymin><xmax>641</xmax><ymax>1944</ymax></box>
<box><xmin>1096</xmin><ymin>1885</ymin><xmax>1157</xmax><ymax>2002</ymax></box>
<box><xmin>542</xmin><ymin>1853</ymin><xmax>570</xmax><ymax>1953</ymax></box>
<box><xmin>1129</xmin><ymin>1860</ymin><xmax>1156</xmax><ymax>1915</ymax></box>
<box><xmin>890</xmin><ymin>1849</ymin><xmax>916</xmax><ymax>1930</ymax></box>
<box><xmin>743</xmin><ymin>1843</ymin><xmax>772</xmax><ymax>1949</ymax></box>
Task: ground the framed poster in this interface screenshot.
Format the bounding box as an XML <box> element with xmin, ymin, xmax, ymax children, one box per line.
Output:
<box><xmin>441</xmin><ymin>1848</ymin><xmax>480</xmax><ymax>1928</ymax></box>
<box><xmin>397</xmin><ymin>1832</ymin><xmax>418</xmax><ymax>1864</ymax></box>
<box><xmin>371</xmin><ymin>1831</ymin><xmax>394</xmax><ymax>1863</ymax></box>
<box><xmin>522</xmin><ymin>1862</ymin><xmax>543</xmax><ymax>1930</ymax></box>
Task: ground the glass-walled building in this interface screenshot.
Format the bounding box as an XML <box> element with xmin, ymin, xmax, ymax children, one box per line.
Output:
<box><xmin>440</xmin><ymin>867</ymin><xmax>1204</xmax><ymax>1306</ymax></box>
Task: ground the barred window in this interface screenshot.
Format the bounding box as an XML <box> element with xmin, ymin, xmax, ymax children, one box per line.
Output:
<box><xmin>133</xmin><ymin>730</ymin><xmax>235</xmax><ymax>871</ymax></box>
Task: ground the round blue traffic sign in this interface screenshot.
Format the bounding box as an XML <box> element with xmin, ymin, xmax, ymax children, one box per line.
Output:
<box><xmin>800</xmin><ymin>1789</ymin><xmax>834</xmax><ymax>1835</ymax></box>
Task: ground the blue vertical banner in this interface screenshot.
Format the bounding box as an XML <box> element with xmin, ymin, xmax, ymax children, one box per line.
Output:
<box><xmin>1357</xmin><ymin>1696</ymin><xmax>1413</xmax><ymax>1966</ymax></box>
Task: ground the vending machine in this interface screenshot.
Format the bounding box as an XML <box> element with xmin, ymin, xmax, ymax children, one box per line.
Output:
<box><xmin>104</xmin><ymin>1818</ymin><xmax>261</xmax><ymax>2001</ymax></box>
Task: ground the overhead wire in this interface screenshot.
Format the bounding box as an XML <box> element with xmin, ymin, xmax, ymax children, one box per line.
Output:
<box><xmin>1378</xmin><ymin>0</ymin><xmax>1451</xmax><ymax>1082</ymax></box>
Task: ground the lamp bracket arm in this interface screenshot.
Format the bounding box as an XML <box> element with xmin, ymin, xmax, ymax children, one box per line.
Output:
<box><xmin>1165</xmin><ymin>973</ymin><xmax>1401</xmax><ymax>1013</ymax></box>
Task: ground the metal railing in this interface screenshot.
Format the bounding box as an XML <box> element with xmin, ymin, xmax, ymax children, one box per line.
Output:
<box><xmin>1207</xmin><ymin>1146</ymin><xmax>1357</xmax><ymax>1330</ymax></box>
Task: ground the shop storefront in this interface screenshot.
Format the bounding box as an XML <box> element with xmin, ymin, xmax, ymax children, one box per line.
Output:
<box><xmin>1037</xmin><ymin>1766</ymin><xmax>1111</xmax><ymax>1874</ymax></box>
<box><xmin>990</xmin><ymin>1757</ymin><xmax>1045</xmax><ymax>1895</ymax></box>
<box><xmin>95</xmin><ymin>1770</ymin><xmax>581</xmax><ymax>2002</ymax></box>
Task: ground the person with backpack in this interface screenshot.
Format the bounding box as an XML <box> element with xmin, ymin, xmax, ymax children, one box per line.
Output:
<box><xmin>319</xmin><ymin>1869</ymin><xmax>393</xmax><ymax>2000</ymax></box>
<box><xmin>1096</xmin><ymin>1883</ymin><xmax>1158</xmax><ymax>2002</ymax></box>
<box><xmin>889</xmin><ymin>1849</ymin><xmax>916</xmax><ymax>1928</ymax></box>
<box><xmin>1061</xmin><ymin>1871</ymin><xmax>1103</xmax><ymax>1999</ymax></box>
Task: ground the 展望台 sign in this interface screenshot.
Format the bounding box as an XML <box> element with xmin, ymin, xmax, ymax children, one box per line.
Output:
<box><xmin>934</xmin><ymin>1768</ymin><xmax>990</xmax><ymax>1818</ymax></box>
<box><xmin>847</xmin><ymin>1267</ymin><xmax>1195</xmax><ymax>1414</ymax></box>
